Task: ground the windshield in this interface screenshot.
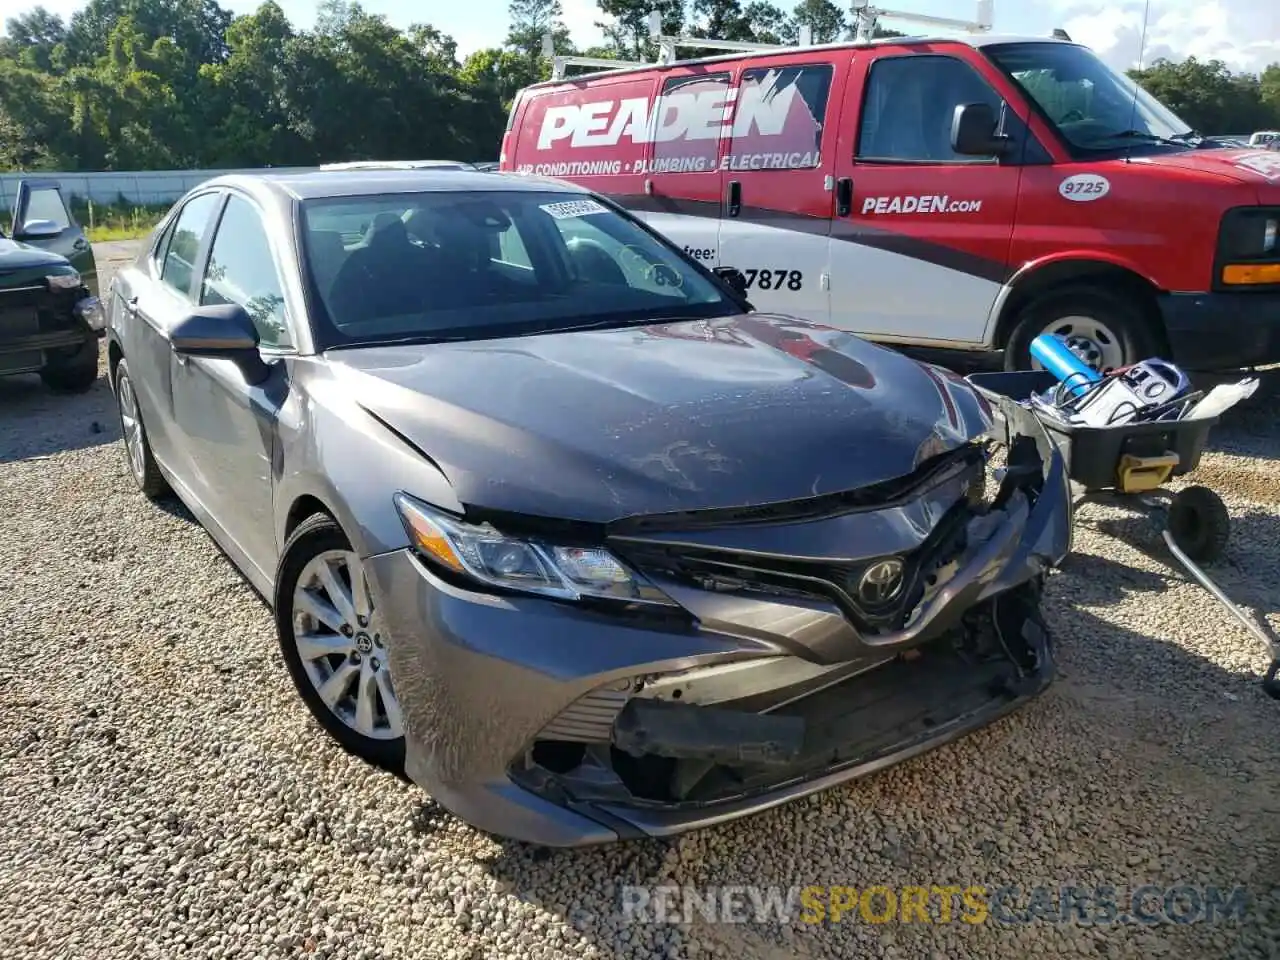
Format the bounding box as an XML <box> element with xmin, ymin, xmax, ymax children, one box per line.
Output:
<box><xmin>300</xmin><ymin>190</ymin><xmax>735</xmax><ymax>347</ymax></box>
<box><xmin>985</xmin><ymin>42</ymin><xmax>1194</xmax><ymax>153</ymax></box>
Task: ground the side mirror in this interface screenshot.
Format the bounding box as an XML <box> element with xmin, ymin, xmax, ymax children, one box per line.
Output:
<box><xmin>951</xmin><ymin>102</ymin><xmax>1008</xmax><ymax>157</ymax></box>
<box><xmin>713</xmin><ymin>266</ymin><xmax>749</xmax><ymax>298</ymax></box>
<box><xmin>170</xmin><ymin>303</ymin><xmax>271</xmax><ymax>385</ymax></box>
<box><xmin>18</xmin><ymin>218</ymin><xmax>63</xmax><ymax>240</ymax></box>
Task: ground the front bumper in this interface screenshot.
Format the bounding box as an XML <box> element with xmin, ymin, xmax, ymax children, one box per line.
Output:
<box><xmin>367</xmin><ymin>419</ymin><xmax>1072</xmax><ymax>847</ymax></box>
<box><xmin>1159</xmin><ymin>290</ymin><xmax>1280</xmax><ymax>370</ymax></box>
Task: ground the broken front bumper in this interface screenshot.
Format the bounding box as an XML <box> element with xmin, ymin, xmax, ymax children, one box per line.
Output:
<box><xmin>367</xmin><ymin>405</ymin><xmax>1072</xmax><ymax>847</ymax></box>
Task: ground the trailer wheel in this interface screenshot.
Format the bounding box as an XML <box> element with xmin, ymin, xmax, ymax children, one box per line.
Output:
<box><xmin>1004</xmin><ymin>284</ymin><xmax>1163</xmax><ymax>373</ymax></box>
<box><xmin>1168</xmin><ymin>485</ymin><xmax>1231</xmax><ymax>566</ymax></box>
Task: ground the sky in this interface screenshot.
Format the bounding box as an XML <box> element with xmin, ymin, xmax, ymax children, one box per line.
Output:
<box><xmin>7</xmin><ymin>0</ymin><xmax>1279</xmax><ymax>73</ymax></box>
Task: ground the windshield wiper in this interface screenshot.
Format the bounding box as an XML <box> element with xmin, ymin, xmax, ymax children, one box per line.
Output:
<box><xmin>1084</xmin><ymin>129</ymin><xmax>1185</xmax><ymax>147</ymax></box>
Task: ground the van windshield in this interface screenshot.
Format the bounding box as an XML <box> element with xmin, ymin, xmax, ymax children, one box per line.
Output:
<box><xmin>300</xmin><ymin>190</ymin><xmax>737</xmax><ymax>348</ymax></box>
<box><xmin>985</xmin><ymin>42</ymin><xmax>1196</xmax><ymax>154</ymax></box>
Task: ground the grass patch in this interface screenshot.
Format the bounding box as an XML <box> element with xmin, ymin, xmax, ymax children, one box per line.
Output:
<box><xmin>75</xmin><ymin>201</ymin><xmax>168</xmax><ymax>243</ymax></box>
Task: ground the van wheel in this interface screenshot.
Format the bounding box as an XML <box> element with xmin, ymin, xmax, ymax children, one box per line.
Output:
<box><xmin>1004</xmin><ymin>285</ymin><xmax>1163</xmax><ymax>373</ymax></box>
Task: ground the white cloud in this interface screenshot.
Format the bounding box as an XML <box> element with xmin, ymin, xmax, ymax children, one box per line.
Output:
<box><xmin>1050</xmin><ymin>0</ymin><xmax>1280</xmax><ymax>73</ymax></box>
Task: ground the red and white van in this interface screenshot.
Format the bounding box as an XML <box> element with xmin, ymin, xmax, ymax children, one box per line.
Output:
<box><xmin>500</xmin><ymin>34</ymin><xmax>1280</xmax><ymax>372</ymax></box>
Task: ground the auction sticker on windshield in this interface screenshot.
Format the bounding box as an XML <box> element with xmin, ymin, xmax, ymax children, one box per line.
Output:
<box><xmin>540</xmin><ymin>199</ymin><xmax>610</xmax><ymax>219</ymax></box>
<box><xmin>1059</xmin><ymin>174</ymin><xmax>1110</xmax><ymax>202</ymax></box>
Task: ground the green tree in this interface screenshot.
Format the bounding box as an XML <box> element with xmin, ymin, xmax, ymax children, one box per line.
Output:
<box><xmin>1</xmin><ymin>6</ymin><xmax>68</xmax><ymax>72</ymax></box>
<box><xmin>597</xmin><ymin>0</ymin><xmax>684</xmax><ymax>60</ymax></box>
<box><xmin>792</xmin><ymin>0</ymin><xmax>843</xmax><ymax>43</ymax></box>
<box><xmin>1127</xmin><ymin>56</ymin><xmax>1272</xmax><ymax>134</ymax></box>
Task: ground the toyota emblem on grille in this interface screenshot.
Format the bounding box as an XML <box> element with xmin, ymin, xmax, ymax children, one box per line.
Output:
<box><xmin>858</xmin><ymin>558</ymin><xmax>905</xmax><ymax>605</ymax></box>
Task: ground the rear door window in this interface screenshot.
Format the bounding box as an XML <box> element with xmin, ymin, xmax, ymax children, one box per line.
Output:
<box><xmin>726</xmin><ymin>63</ymin><xmax>833</xmax><ymax>171</ymax></box>
<box><xmin>161</xmin><ymin>193</ymin><xmax>221</xmax><ymax>298</ymax></box>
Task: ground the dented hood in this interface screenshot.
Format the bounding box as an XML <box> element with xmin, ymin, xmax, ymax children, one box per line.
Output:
<box><xmin>326</xmin><ymin>314</ymin><xmax>992</xmax><ymax>524</ymax></box>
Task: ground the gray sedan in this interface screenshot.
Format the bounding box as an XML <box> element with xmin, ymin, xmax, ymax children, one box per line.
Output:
<box><xmin>106</xmin><ymin>170</ymin><xmax>1071</xmax><ymax>846</ymax></box>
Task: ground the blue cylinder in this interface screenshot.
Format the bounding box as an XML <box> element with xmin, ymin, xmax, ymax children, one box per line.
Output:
<box><xmin>1030</xmin><ymin>333</ymin><xmax>1101</xmax><ymax>398</ymax></box>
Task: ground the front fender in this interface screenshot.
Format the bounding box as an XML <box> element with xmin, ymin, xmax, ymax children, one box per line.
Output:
<box><xmin>275</xmin><ymin>359</ymin><xmax>464</xmax><ymax>561</ymax></box>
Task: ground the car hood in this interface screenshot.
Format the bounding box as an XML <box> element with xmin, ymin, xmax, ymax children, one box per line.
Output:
<box><xmin>1130</xmin><ymin>148</ymin><xmax>1280</xmax><ymax>196</ymax></box>
<box><xmin>0</xmin><ymin>238</ymin><xmax>75</xmax><ymax>287</ymax></box>
<box><xmin>326</xmin><ymin>314</ymin><xmax>993</xmax><ymax>524</ymax></box>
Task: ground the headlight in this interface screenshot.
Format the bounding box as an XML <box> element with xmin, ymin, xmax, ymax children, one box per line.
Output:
<box><xmin>74</xmin><ymin>296</ymin><xmax>105</xmax><ymax>331</ymax></box>
<box><xmin>46</xmin><ymin>272</ymin><xmax>82</xmax><ymax>291</ymax></box>
<box><xmin>1217</xmin><ymin>207</ymin><xmax>1280</xmax><ymax>286</ymax></box>
<box><xmin>393</xmin><ymin>493</ymin><xmax>675</xmax><ymax>605</ymax></box>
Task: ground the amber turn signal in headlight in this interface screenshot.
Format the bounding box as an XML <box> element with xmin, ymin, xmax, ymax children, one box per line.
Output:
<box><xmin>1221</xmin><ymin>263</ymin><xmax>1280</xmax><ymax>285</ymax></box>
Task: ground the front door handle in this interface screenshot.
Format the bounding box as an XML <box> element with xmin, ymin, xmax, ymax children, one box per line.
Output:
<box><xmin>727</xmin><ymin>180</ymin><xmax>742</xmax><ymax>218</ymax></box>
<box><xmin>73</xmin><ymin>238</ymin><xmax>89</xmax><ymax>251</ymax></box>
<box><xmin>125</xmin><ymin>296</ymin><xmax>139</xmax><ymax>312</ymax></box>
<box><xmin>835</xmin><ymin>177</ymin><xmax>854</xmax><ymax>217</ymax></box>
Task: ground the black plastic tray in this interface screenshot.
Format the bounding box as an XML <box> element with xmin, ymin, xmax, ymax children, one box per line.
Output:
<box><xmin>966</xmin><ymin>370</ymin><xmax>1218</xmax><ymax>492</ymax></box>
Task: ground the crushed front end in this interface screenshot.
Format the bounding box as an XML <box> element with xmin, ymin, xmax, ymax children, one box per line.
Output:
<box><xmin>369</xmin><ymin>391</ymin><xmax>1072</xmax><ymax>847</ymax></box>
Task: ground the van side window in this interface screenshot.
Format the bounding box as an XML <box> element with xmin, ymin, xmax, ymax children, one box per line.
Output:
<box><xmin>653</xmin><ymin>73</ymin><xmax>731</xmax><ymax>175</ymax></box>
<box><xmin>858</xmin><ymin>56</ymin><xmax>1003</xmax><ymax>163</ymax></box>
<box><xmin>728</xmin><ymin>64</ymin><xmax>833</xmax><ymax>171</ymax></box>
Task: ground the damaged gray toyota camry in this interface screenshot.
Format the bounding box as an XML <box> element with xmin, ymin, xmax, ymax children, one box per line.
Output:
<box><xmin>106</xmin><ymin>169</ymin><xmax>1072</xmax><ymax>847</ymax></box>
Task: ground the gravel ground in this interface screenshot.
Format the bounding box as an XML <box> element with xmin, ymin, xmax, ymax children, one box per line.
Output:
<box><xmin>2</xmin><ymin>241</ymin><xmax>1278</xmax><ymax>960</ymax></box>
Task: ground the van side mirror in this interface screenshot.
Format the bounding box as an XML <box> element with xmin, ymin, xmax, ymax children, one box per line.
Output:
<box><xmin>713</xmin><ymin>266</ymin><xmax>749</xmax><ymax>298</ymax></box>
<box><xmin>951</xmin><ymin>102</ymin><xmax>1008</xmax><ymax>157</ymax></box>
<box><xmin>170</xmin><ymin>303</ymin><xmax>271</xmax><ymax>385</ymax></box>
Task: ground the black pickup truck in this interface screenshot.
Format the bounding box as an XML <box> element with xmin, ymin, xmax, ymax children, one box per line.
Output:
<box><xmin>1</xmin><ymin>179</ymin><xmax>103</xmax><ymax>393</ymax></box>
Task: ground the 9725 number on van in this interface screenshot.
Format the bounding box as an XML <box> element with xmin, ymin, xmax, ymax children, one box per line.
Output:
<box><xmin>744</xmin><ymin>269</ymin><xmax>803</xmax><ymax>291</ymax></box>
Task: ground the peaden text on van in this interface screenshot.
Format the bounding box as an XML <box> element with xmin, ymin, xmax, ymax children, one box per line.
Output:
<box><xmin>501</xmin><ymin>34</ymin><xmax>1280</xmax><ymax>373</ymax></box>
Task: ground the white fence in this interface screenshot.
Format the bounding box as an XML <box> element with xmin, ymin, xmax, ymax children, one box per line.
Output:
<box><xmin>0</xmin><ymin>166</ymin><xmax>321</xmax><ymax>211</ymax></box>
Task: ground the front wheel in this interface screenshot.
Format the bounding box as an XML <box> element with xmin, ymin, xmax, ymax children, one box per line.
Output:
<box><xmin>275</xmin><ymin>513</ymin><xmax>406</xmax><ymax>774</ymax></box>
<box><xmin>1004</xmin><ymin>285</ymin><xmax>1164</xmax><ymax>374</ymax></box>
<box><xmin>40</xmin><ymin>339</ymin><xmax>100</xmax><ymax>393</ymax></box>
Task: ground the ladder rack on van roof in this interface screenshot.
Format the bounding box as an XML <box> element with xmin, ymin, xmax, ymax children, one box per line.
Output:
<box><xmin>545</xmin><ymin>0</ymin><xmax>993</xmax><ymax>81</ymax></box>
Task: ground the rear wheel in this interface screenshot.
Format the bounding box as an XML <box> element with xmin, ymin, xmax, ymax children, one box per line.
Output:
<box><xmin>40</xmin><ymin>338</ymin><xmax>99</xmax><ymax>393</ymax></box>
<box><xmin>1004</xmin><ymin>285</ymin><xmax>1163</xmax><ymax>374</ymax></box>
<box><xmin>275</xmin><ymin>513</ymin><xmax>406</xmax><ymax>774</ymax></box>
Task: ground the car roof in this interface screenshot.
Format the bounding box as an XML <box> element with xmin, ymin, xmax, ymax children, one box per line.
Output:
<box><xmin>200</xmin><ymin>169</ymin><xmax>583</xmax><ymax>202</ymax></box>
<box><xmin>522</xmin><ymin>35</ymin><xmax>1075</xmax><ymax>89</ymax></box>
<box><xmin>319</xmin><ymin>159</ymin><xmax>477</xmax><ymax>170</ymax></box>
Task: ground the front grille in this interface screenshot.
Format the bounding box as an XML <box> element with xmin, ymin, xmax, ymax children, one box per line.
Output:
<box><xmin>538</xmin><ymin>683</ymin><xmax>633</xmax><ymax>742</ymax></box>
<box><xmin>626</xmin><ymin>496</ymin><xmax>976</xmax><ymax>636</ymax></box>
<box><xmin>0</xmin><ymin>280</ymin><xmax>76</xmax><ymax>339</ymax></box>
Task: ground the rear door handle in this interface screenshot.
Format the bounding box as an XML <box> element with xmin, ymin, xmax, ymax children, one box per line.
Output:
<box><xmin>835</xmin><ymin>177</ymin><xmax>854</xmax><ymax>217</ymax></box>
<box><xmin>727</xmin><ymin>180</ymin><xmax>742</xmax><ymax>218</ymax></box>
<box><xmin>73</xmin><ymin>238</ymin><xmax>89</xmax><ymax>251</ymax></box>
<box><xmin>124</xmin><ymin>296</ymin><xmax>139</xmax><ymax>312</ymax></box>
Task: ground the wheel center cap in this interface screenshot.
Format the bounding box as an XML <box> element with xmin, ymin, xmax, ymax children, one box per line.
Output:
<box><xmin>354</xmin><ymin>632</ymin><xmax>373</xmax><ymax>654</ymax></box>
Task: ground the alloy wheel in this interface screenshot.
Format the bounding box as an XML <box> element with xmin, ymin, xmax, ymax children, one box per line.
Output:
<box><xmin>116</xmin><ymin>374</ymin><xmax>146</xmax><ymax>482</ymax></box>
<box><xmin>291</xmin><ymin>550</ymin><xmax>403</xmax><ymax>740</ymax></box>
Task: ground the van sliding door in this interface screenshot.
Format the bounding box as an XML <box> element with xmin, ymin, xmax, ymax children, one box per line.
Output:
<box><xmin>631</xmin><ymin>69</ymin><xmax>732</xmax><ymax>270</ymax></box>
<box><xmin>714</xmin><ymin>59</ymin><xmax>842</xmax><ymax>326</ymax></box>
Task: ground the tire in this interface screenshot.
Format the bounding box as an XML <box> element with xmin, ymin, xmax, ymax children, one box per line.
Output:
<box><xmin>274</xmin><ymin>513</ymin><xmax>406</xmax><ymax>775</ymax></box>
<box><xmin>39</xmin><ymin>338</ymin><xmax>100</xmax><ymax>393</ymax></box>
<box><xmin>1167</xmin><ymin>485</ymin><xmax>1231</xmax><ymax>566</ymax></box>
<box><xmin>113</xmin><ymin>358</ymin><xmax>170</xmax><ymax>499</ymax></box>
<box><xmin>1003</xmin><ymin>284</ymin><xmax>1164</xmax><ymax>374</ymax></box>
